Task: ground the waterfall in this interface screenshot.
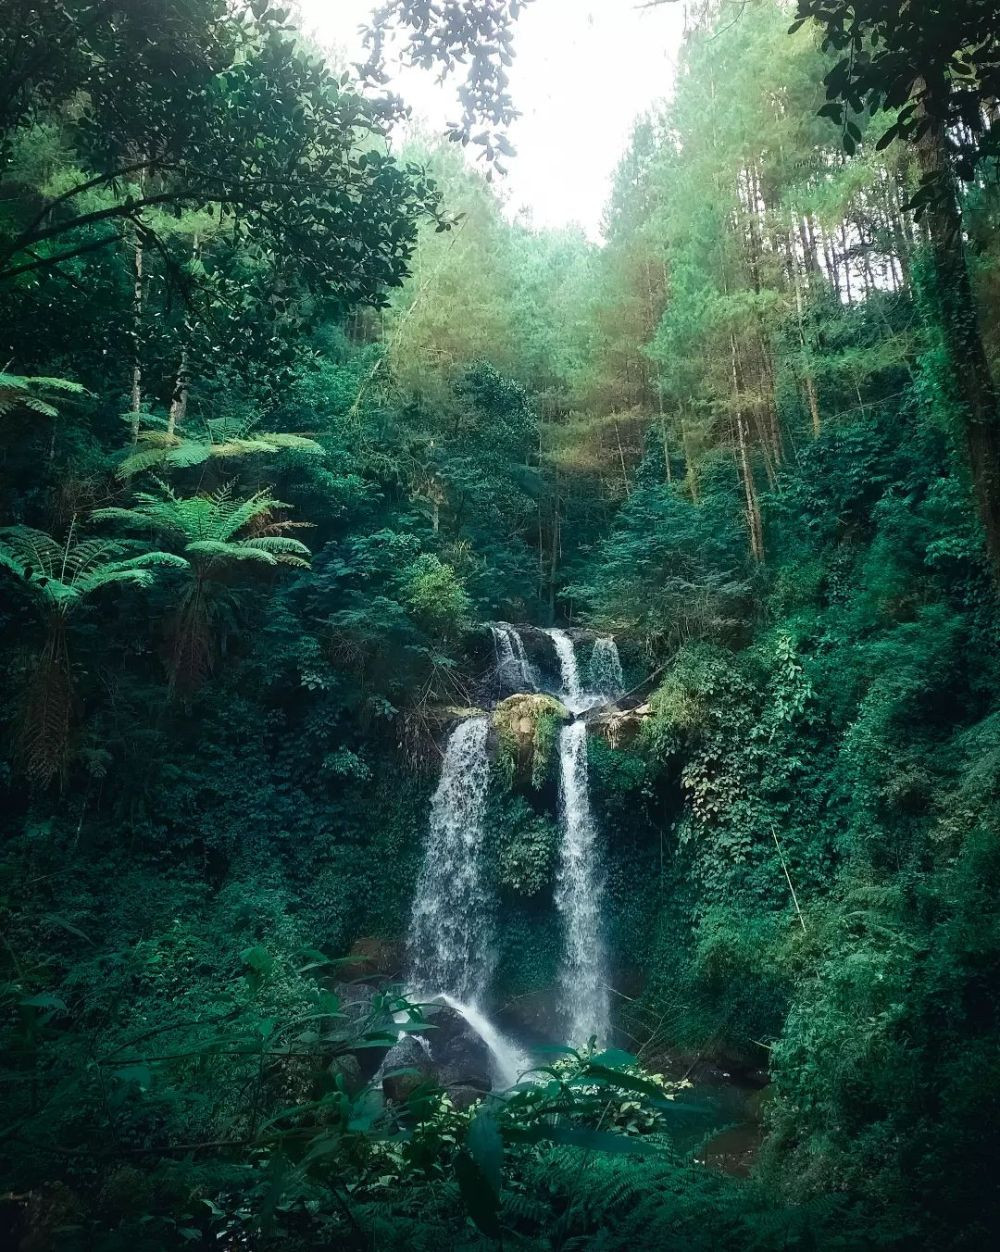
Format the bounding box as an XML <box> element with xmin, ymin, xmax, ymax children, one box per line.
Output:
<box><xmin>406</xmin><ymin>715</ymin><xmax>529</xmax><ymax>1088</ymax></box>
<box><xmin>547</xmin><ymin>627</ymin><xmax>612</xmax><ymax>713</ymax></box>
<box><xmin>545</xmin><ymin>627</ymin><xmax>588</xmax><ymax>713</ymax></box>
<box><xmin>589</xmin><ymin>637</ymin><xmax>624</xmax><ymax>700</ymax></box>
<box><xmin>438</xmin><ymin>993</ymin><xmax>529</xmax><ymax>1088</ymax></box>
<box><xmin>554</xmin><ymin>720</ymin><xmax>610</xmax><ymax>1047</ymax></box>
<box><xmin>490</xmin><ymin>623</ymin><xmax>538</xmax><ymax>693</ymax></box>
<box><xmin>408</xmin><ymin>716</ymin><xmax>493</xmax><ymax>1001</ymax></box>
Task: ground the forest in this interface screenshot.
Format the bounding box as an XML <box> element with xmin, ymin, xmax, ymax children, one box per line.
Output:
<box><xmin>1</xmin><ymin>0</ymin><xmax>999</xmax><ymax>1248</ymax></box>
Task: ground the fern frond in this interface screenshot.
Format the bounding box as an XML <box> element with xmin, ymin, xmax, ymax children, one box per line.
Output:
<box><xmin>73</xmin><ymin>567</ymin><xmax>157</xmax><ymax>597</ymax></box>
<box><xmin>243</xmin><ymin>536</ymin><xmax>311</xmax><ymax>566</ymax></box>
<box><xmin>0</xmin><ymin>527</ymin><xmax>65</xmax><ymax>578</ymax></box>
<box><xmin>216</xmin><ymin>490</ymin><xmax>289</xmax><ymax>542</ymax></box>
<box><xmin>18</xmin><ymin>397</ymin><xmax>59</xmax><ymax>418</ymax></box>
<box><xmin>135</xmin><ymin>431</ymin><xmax>182</xmax><ymax>449</ymax></box>
<box><xmin>116</xmin><ymin>551</ymin><xmax>189</xmax><ymax>572</ymax></box>
<box><xmin>121</xmin><ymin>409</ymin><xmax>170</xmax><ymax>429</ymax></box>
<box><xmin>261</xmin><ymin>432</ymin><xmax>325</xmax><ymax>455</ymax></box>
<box><xmin>185</xmin><ymin>539</ymin><xmax>278</xmax><ymax>564</ymax></box>
<box><xmin>117</xmin><ymin>448</ymin><xmax>174</xmax><ymax>479</ymax></box>
<box><xmin>165</xmin><ymin>442</ymin><xmax>213</xmax><ymax>469</ymax></box>
<box><xmin>17</xmin><ymin>376</ymin><xmax>88</xmax><ymax>394</ymax></box>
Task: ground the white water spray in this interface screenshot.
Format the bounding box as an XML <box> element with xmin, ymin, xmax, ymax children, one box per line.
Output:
<box><xmin>406</xmin><ymin>716</ymin><xmax>529</xmax><ymax>1089</ymax></box>
<box><xmin>554</xmin><ymin>720</ymin><xmax>611</xmax><ymax>1047</ymax></box>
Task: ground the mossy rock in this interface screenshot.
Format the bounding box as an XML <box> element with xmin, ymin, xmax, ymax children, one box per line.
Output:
<box><xmin>492</xmin><ymin>694</ymin><xmax>570</xmax><ymax>789</ymax></box>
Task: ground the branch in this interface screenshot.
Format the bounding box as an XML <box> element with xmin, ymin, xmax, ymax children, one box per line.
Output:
<box><xmin>0</xmin><ymin>232</ymin><xmax>123</xmax><ymax>281</ymax></box>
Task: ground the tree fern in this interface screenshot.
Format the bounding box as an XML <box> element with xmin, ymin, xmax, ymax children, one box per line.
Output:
<box><xmin>93</xmin><ymin>481</ymin><xmax>312</xmax><ymax>568</ymax></box>
<box><xmin>0</xmin><ymin>524</ymin><xmax>185</xmax><ymax>784</ymax></box>
<box><xmin>92</xmin><ymin>483</ymin><xmax>311</xmax><ymax>688</ymax></box>
<box><xmin>0</xmin><ymin>373</ymin><xmax>88</xmax><ymax>419</ymax></box>
<box><xmin>0</xmin><ymin>525</ymin><xmax>187</xmax><ymax>615</ymax></box>
<box><xmin>117</xmin><ymin>413</ymin><xmax>325</xmax><ymax>478</ymax></box>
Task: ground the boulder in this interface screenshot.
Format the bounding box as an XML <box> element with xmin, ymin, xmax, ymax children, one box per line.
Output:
<box><xmin>381</xmin><ymin>1034</ymin><xmax>435</xmax><ymax>1103</ymax></box>
<box><xmin>492</xmin><ymin>693</ymin><xmax>570</xmax><ymax>788</ymax></box>
<box><xmin>379</xmin><ymin>1003</ymin><xmax>493</xmax><ymax>1108</ymax></box>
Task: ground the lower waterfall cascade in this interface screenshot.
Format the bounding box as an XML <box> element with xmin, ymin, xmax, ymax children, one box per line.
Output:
<box><xmin>407</xmin><ymin>715</ymin><xmax>493</xmax><ymax>1003</ymax></box>
<box><xmin>554</xmin><ymin>718</ymin><xmax>611</xmax><ymax>1047</ymax></box>
<box><xmin>404</xmin><ymin>625</ymin><xmax>622</xmax><ymax>1086</ymax></box>
<box><xmin>405</xmin><ymin>714</ymin><xmax>529</xmax><ymax>1086</ymax></box>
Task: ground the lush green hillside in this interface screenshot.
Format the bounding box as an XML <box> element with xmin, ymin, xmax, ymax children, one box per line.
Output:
<box><xmin>1</xmin><ymin>1</ymin><xmax>999</xmax><ymax>1248</ymax></box>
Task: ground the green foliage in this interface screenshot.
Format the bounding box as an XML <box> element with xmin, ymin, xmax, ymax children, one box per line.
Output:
<box><xmin>2</xmin><ymin>1</ymin><xmax>1000</xmax><ymax>1248</ymax></box>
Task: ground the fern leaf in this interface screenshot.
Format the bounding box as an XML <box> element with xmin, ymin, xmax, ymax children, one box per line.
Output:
<box><xmin>185</xmin><ymin>539</ymin><xmax>277</xmax><ymax>564</ymax></box>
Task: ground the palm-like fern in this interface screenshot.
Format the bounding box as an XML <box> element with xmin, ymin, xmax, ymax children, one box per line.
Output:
<box><xmin>0</xmin><ymin>524</ymin><xmax>186</xmax><ymax>785</ymax></box>
<box><xmin>0</xmin><ymin>523</ymin><xmax>187</xmax><ymax>614</ymax></box>
<box><xmin>0</xmin><ymin>373</ymin><xmax>88</xmax><ymax>419</ymax></box>
<box><xmin>93</xmin><ymin>482</ymin><xmax>311</xmax><ymax>688</ymax></box>
<box><xmin>92</xmin><ymin>480</ymin><xmax>312</xmax><ymax>569</ymax></box>
<box><xmin>118</xmin><ymin>413</ymin><xmax>324</xmax><ymax>479</ymax></box>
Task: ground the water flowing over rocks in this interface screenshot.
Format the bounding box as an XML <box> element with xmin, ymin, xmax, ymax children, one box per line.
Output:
<box><xmin>554</xmin><ymin>719</ymin><xmax>611</xmax><ymax>1046</ymax></box>
<box><xmin>401</xmin><ymin>622</ymin><xmax>624</xmax><ymax>1087</ymax></box>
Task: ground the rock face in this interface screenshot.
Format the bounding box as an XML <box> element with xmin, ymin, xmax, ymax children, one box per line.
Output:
<box><xmin>380</xmin><ymin>1001</ymin><xmax>492</xmax><ymax>1108</ymax></box>
<box><xmin>586</xmin><ymin>702</ymin><xmax>652</xmax><ymax>748</ymax></box>
<box><xmin>492</xmin><ymin>692</ymin><xmax>570</xmax><ymax>789</ymax></box>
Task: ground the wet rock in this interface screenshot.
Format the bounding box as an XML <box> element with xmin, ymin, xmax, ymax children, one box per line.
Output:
<box><xmin>329</xmin><ymin>1051</ymin><xmax>364</xmax><ymax>1094</ymax></box>
<box><xmin>381</xmin><ymin>1034</ymin><xmax>435</xmax><ymax>1103</ymax></box>
<box><xmin>380</xmin><ymin>1004</ymin><xmax>492</xmax><ymax>1108</ymax></box>
<box><xmin>333</xmin><ymin>980</ymin><xmax>383</xmax><ymax>1024</ymax></box>
<box><xmin>496</xmin><ymin>988</ymin><xmax>565</xmax><ymax>1045</ymax></box>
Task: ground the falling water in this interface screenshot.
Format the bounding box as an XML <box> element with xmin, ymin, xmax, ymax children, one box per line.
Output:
<box><xmin>589</xmin><ymin>637</ymin><xmax>624</xmax><ymax>700</ymax></box>
<box><xmin>554</xmin><ymin>719</ymin><xmax>611</xmax><ymax>1047</ymax></box>
<box><xmin>438</xmin><ymin>993</ymin><xmax>530</xmax><ymax>1088</ymax></box>
<box><xmin>408</xmin><ymin>716</ymin><xmax>493</xmax><ymax>1001</ymax></box>
<box><xmin>545</xmin><ymin>628</ymin><xmax>590</xmax><ymax>713</ymax></box>
<box><xmin>406</xmin><ymin>715</ymin><xmax>530</xmax><ymax>1088</ymax></box>
<box><xmin>490</xmin><ymin>623</ymin><xmax>538</xmax><ymax>692</ymax></box>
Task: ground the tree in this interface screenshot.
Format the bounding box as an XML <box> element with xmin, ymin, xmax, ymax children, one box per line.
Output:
<box><xmin>0</xmin><ymin>523</ymin><xmax>185</xmax><ymax>782</ymax></box>
<box><xmin>793</xmin><ymin>0</ymin><xmax>1000</xmax><ymax>569</ymax></box>
<box><xmin>363</xmin><ymin>0</ymin><xmax>529</xmax><ymax>169</ymax></box>
<box><xmin>0</xmin><ymin>1</ymin><xmax>440</xmax><ymax>297</ymax></box>
<box><xmin>92</xmin><ymin>482</ymin><xmax>311</xmax><ymax>687</ymax></box>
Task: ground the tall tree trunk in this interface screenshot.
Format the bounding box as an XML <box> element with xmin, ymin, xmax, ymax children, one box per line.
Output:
<box><xmin>129</xmin><ymin>225</ymin><xmax>143</xmax><ymax>438</ymax></box>
<box><xmin>731</xmin><ymin>333</ymin><xmax>764</xmax><ymax>562</ymax></box>
<box><xmin>916</xmin><ymin>94</ymin><xmax>1000</xmax><ymax>572</ymax></box>
<box><xmin>166</xmin><ymin>344</ymin><xmax>188</xmax><ymax>437</ymax></box>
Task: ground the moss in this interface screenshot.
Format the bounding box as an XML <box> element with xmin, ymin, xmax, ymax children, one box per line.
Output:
<box><xmin>492</xmin><ymin>694</ymin><xmax>569</xmax><ymax>790</ymax></box>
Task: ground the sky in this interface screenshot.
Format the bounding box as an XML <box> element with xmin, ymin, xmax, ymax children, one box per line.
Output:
<box><xmin>296</xmin><ymin>0</ymin><xmax>687</xmax><ymax>240</ymax></box>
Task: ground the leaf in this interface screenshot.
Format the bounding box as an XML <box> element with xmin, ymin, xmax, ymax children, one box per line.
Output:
<box><xmin>44</xmin><ymin>914</ymin><xmax>94</xmax><ymax>943</ymax></box>
<box><xmin>20</xmin><ymin>993</ymin><xmax>68</xmax><ymax>1013</ymax></box>
<box><xmin>572</xmin><ymin>1065</ymin><xmax>668</xmax><ymax>1099</ymax></box>
<box><xmin>240</xmin><ymin>945</ymin><xmax>274</xmax><ymax>974</ymax></box>
<box><xmin>588</xmin><ymin>1047</ymin><xmax>638</xmax><ymax>1068</ymax></box>
<box><xmin>467</xmin><ymin>1107</ymin><xmax>503</xmax><ymax>1193</ymax></box>
<box><xmin>455</xmin><ymin>1149</ymin><xmax>502</xmax><ymax>1238</ymax></box>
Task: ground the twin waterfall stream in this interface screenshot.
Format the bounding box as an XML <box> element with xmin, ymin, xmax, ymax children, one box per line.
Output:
<box><xmin>406</xmin><ymin>626</ymin><xmax>624</xmax><ymax>1088</ymax></box>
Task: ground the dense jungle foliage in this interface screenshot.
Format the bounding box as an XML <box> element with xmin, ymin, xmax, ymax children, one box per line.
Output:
<box><xmin>2</xmin><ymin>0</ymin><xmax>1000</xmax><ymax>1248</ymax></box>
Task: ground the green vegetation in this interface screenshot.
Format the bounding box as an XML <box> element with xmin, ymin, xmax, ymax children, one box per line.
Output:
<box><xmin>2</xmin><ymin>0</ymin><xmax>1000</xmax><ymax>1248</ymax></box>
